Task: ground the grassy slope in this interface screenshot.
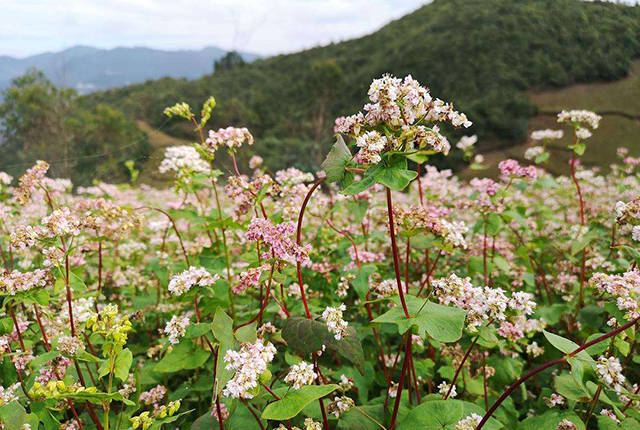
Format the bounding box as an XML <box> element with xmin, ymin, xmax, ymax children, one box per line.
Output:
<box><xmin>135</xmin><ymin>121</ymin><xmax>190</xmax><ymax>186</ymax></box>
<box><xmin>462</xmin><ymin>60</ymin><xmax>640</xmax><ymax>178</ymax></box>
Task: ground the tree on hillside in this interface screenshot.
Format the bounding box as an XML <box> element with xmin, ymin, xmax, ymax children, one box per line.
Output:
<box><xmin>0</xmin><ymin>70</ymin><xmax>150</xmax><ymax>184</ymax></box>
<box><xmin>214</xmin><ymin>51</ymin><xmax>246</xmax><ymax>73</ymax></box>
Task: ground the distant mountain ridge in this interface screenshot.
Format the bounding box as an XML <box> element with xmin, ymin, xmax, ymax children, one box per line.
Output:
<box><xmin>0</xmin><ymin>45</ymin><xmax>259</xmax><ymax>93</ymax></box>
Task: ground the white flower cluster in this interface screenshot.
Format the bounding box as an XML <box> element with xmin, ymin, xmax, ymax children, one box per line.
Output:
<box><xmin>0</xmin><ymin>172</ymin><xmax>13</xmax><ymax>185</ymax></box>
<box><xmin>433</xmin><ymin>274</ymin><xmax>538</xmax><ymax>333</ymax></box>
<box><xmin>440</xmin><ymin>220</ymin><xmax>469</xmax><ymax>249</ymax></box>
<box><xmin>158</xmin><ymin>146</ymin><xmax>210</xmax><ymax>180</ymax></box>
<box><xmin>557</xmin><ymin>109</ymin><xmax>601</xmax><ymax>129</ymax></box>
<box><xmin>205</xmin><ymin>127</ymin><xmax>254</xmax><ymax>152</ymax></box>
<box><xmin>321</xmin><ymin>303</ymin><xmax>349</xmax><ymax>340</ymax></box>
<box><xmin>334</xmin><ymin>74</ymin><xmax>471</xmax><ymax>160</ymax></box>
<box><xmin>327</xmin><ymin>395</ymin><xmax>355</xmax><ymax>418</ymax></box>
<box><xmin>556</xmin><ymin>419</ymin><xmax>578</xmax><ymax>429</ymax></box>
<box><xmin>164</xmin><ymin>315</ymin><xmax>190</xmax><ymax>344</ymax></box>
<box><xmin>456</xmin><ymin>135</ymin><xmax>477</xmax><ymax>151</ymax></box>
<box><xmin>168</xmin><ymin>266</ymin><xmax>219</xmax><ymax>296</ymax></box>
<box><xmin>575</xmin><ymin>127</ymin><xmax>592</xmax><ymax>140</ymax></box>
<box><xmin>0</xmin><ymin>269</ymin><xmax>53</xmax><ymax>296</ymax></box>
<box><xmin>437</xmin><ymin>381</ymin><xmax>456</xmax><ymax>398</ymax></box>
<box><xmin>455</xmin><ymin>413</ymin><xmax>482</xmax><ymax>430</ymax></box>
<box><xmin>596</xmin><ymin>356</ymin><xmax>626</xmax><ymax>393</ymax></box>
<box><xmin>589</xmin><ymin>270</ymin><xmax>639</xmax><ymax>319</ymax></box>
<box><xmin>223</xmin><ymin>340</ymin><xmax>276</xmax><ymax>399</ymax></box>
<box><xmin>544</xmin><ymin>393</ymin><xmax>565</xmax><ymax>407</ymax></box>
<box><xmin>530</xmin><ymin>129</ymin><xmax>563</xmax><ymax>141</ymax></box>
<box><xmin>524</xmin><ymin>146</ymin><xmax>545</xmax><ymax>160</ymax></box>
<box><xmin>355</xmin><ymin>131</ymin><xmax>388</xmax><ymax>164</ymax></box>
<box><xmin>56</xmin><ymin>336</ymin><xmax>85</xmax><ymax>357</ymax></box>
<box><xmin>284</xmin><ymin>360</ymin><xmax>317</xmax><ymax>389</ymax></box>
<box><xmin>41</xmin><ymin>207</ymin><xmax>82</xmax><ymax>237</ymax></box>
<box><xmin>0</xmin><ymin>383</ymin><xmax>20</xmax><ymax>406</ymax></box>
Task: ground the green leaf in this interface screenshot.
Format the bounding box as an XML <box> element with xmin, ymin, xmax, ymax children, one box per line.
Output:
<box><xmin>114</xmin><ymin>348</ymin><xmax>133</xmax><ymax>382</ymax></box>
<box><xmin>281</xmin><ymin>318</ymin><xmax>365</xmax><ymax>373</ymax></box>
<box><xmin>0</xmin><ymin>401</ymin><xmax>27</xmax><ymax>429</ymax></box>
<box><xmin>543</xmin><ymin>330</ymin><xmax>593</xmax><ymax>363</ymax></box>
<box><xmin>371</xmin><ymin>295</ymin><xmax>466</xmax><ymax>342</ymax></box>
<box><xmin>212</xmin><ymin>308</ymin><xmax>238</xmax><ymax>394</ymax></box>
<box><xmin>235</xmin><ymin>322</ymin><xmax>257</xmax><ymax>343</ymax></box>
<box><xmin>186</xmin><ymin>323</ymin><xmax>213</xmax><ymax>338</ymax></box>
<box><xmin>154</xmin><ymin>340</ymin><xmax>210</xmax><ymax>373</ymax></box>
<box><xmin>517</xmin><ymin>410</ymin><xmax>585</xmax><ymax>429</ymax></box>
<box><xmin>376</xmin><ymin>157</ymin><xmax>418</xmax><ymax>191</ymax></box>
<box><xmin>397</xmin><ymin>399</ymin><xmax>502</xmax><ymax>429</ymax></box>
<box><xmin>352</xmin><ymin>264</ymin><xmax>375</xmax><ymax>300</ymax></box>
<box><xmin>261</xmin><ymin>384</ymin><xmax>339</xmax><ymax>420</ymax></box>
<box><xmin>321</xmin><ymin>135</ymin><xmax>352</xmax><ymax>183</ymax></box>
<box><xmin>342</xmin><ymin>164</ymin><xmax>383</xmax><ymax>195</ymax></box>
<box><xmin>337</xmin><ymin>405</ymin><xmax>385</xmax><ymax>430</ymax></box>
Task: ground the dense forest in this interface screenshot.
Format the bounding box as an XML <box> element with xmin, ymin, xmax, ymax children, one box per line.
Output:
<box><xmin>2</xmin><ymin>0</ymin><xmax>640</xmax><ymax>183</ymax></box>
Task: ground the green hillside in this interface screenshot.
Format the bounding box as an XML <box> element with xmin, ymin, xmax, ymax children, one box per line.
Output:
<box><xmin>86</xmin><ymin>0</ymin><xmax>640</xmax><ymax>175</ymax></box>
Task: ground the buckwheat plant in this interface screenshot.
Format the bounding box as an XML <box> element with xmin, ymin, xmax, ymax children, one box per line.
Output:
<box><xmin>0</xmin><ymin>76</ymin><xmax>639</xmax><ymax>430</ymax></box>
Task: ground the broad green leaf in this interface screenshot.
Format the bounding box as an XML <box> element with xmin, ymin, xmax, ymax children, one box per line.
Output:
<box><xmin>186</xmin><ymin>323</ymin><xmax>213</xmax><ymax>338</ymax></box>
<box><xmin>554</xmin><ymin>373</ymin><xmax>589</xmax><ymax>402</ymax></box>
<box><xmin>281</xmin><ymin>317</ymin><xmax>365</xmax><ymax>373</ymax></box>
<box><xmin>397</xmin><ymin>399</ymin><xmax>502</xmax><ymax>429</ymax></box>
<box><xmin>352</xmin><ymin>264</ymin><xmax>375</xmax><ymax>300</ymax></box>
<box><xmin>517</xmin><ymin>410</ymin><xmax>585</xmax><ymax>429</ymax></box>
<box><xmin>337</xmin><ymin>405</ymin><xmax>385</xmax><ymax>430</ymax></box>
<box><xmin>342</xmin><ymin>163</ymin><xmax>383</xmax><ymax>195</ymax></box>
<box><xmin>543</xmin><ymin>330</ymin><xmax>593</xmax><ymax>363</ymax></box>
<box><xmin>154</xmin><ymin>339</ymin><xmax>210</xmax><ymax>373</ymax></box>
<box><xmin>596</xmin><ymin>416</ymin><xmax>640</xmax><ymax>430</ymax></box>
<box><xmin>376</xmin><ymin>164</ymin><xmax>418</xmax><ymax>191</ymax></box>
<box><xmin>212</xmin><ymin>308</ymin><xmax>238</xmax><ymax>394</ymax></box>
<box><xmin>261</xmin><ymin>384</ymin><xmax>339</xmax><ymax>420</ymax></box>
<box><xmin>321</xmin><ymin>135</ymin><xmax>352</xmax><ymax>183</ymax></box>
<box><xmin>234</xmin><ymin>322</ymin><xmax>257</xmax><ymax>343</ymax></box>
<box><xmin>114</xmin><ymin>348</ymin><xmax>133</xmax><ymax>382</ymax></box>
<box><xmin>371</xmin><ymin>295</ymin><xmax>466</xmax><ymax>343</ymax></box>
<box><xmin>0</xmin><ymin>401</ymin><xmax>27</xmax><ymax>429</ymax></box>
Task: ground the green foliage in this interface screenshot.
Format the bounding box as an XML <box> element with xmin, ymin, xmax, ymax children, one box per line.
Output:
<box><xmin>261</xmin><ymin>384</ymin><xmax>339</xmax><ymax>420</ymax></box>
<box><xmin>0</xmin><ymin>69</ymin><xmax>150</xmax><ymax>185</ymax></box>
<box><xmin>396</xmin><ymin>399</ymin><xmax>503</xmax><ymax>429</ymax></box>
<box><xmin>281</xmin><ymin>317</ymin><xmax>365</xmax><ymax>373</ymax></box>
<box><xmin>372</xmin><ymin>295</ymin><xmax>467</xmax><ymax>342</ymax></box>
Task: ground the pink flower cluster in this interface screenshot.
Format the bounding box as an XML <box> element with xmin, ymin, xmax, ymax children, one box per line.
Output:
<box><xmin>205</xmin><ymin>126</ymin><xmax>254</xmax><ymax>153</ymax></box>
<box><xmin>498</xmin><ymin>159</ymin><xmax>537</xmax><ymax>180</ymax></box>
<box><xmin>246</xmin><ymin>217</ymin><xmax>311</xmax><ymax>265</ymax></box>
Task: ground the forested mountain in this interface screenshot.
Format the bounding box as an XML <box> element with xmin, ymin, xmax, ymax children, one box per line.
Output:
<box><xmin>87</xmin><ymin>0</ymin><xmax>640</xmax><ymax>174</ymax></box>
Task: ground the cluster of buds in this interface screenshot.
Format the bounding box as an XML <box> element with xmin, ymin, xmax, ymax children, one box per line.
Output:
<box><xmin>85</xmin><ymin>304</ymin><xmax>133</xmax><ymax>348</ymax></box>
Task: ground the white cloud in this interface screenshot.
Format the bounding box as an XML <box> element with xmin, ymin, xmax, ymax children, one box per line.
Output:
<box><xmin>0</xmin><ymin>0</ymin><xmax>427</xmax><ymax>57</ymax></box>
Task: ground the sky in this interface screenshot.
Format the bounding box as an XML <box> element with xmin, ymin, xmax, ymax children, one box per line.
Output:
<box><xmin>0</xmin><ymin>0</ymin><xmax>428</xmax><ymax>58</ymax></box>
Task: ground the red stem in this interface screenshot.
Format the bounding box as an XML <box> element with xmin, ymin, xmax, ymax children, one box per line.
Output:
<box><xmin>295</xmin><ymin>177</ymin><xmax>326</xmax><ymax>319</ymax></box>
<box><xmin>477</xmin><ymin>315</ymin><xmax>640</xmax><ymax>429</ymax></box>
<box><xmin>385</xmin><ymin>187</ymin><xmax>410</xmax><ymax>319</ymax></box>
<box><xmin>389</xmin><ymin>336</ymin><xmax>411</xmax><ymax>429</ymax></box>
